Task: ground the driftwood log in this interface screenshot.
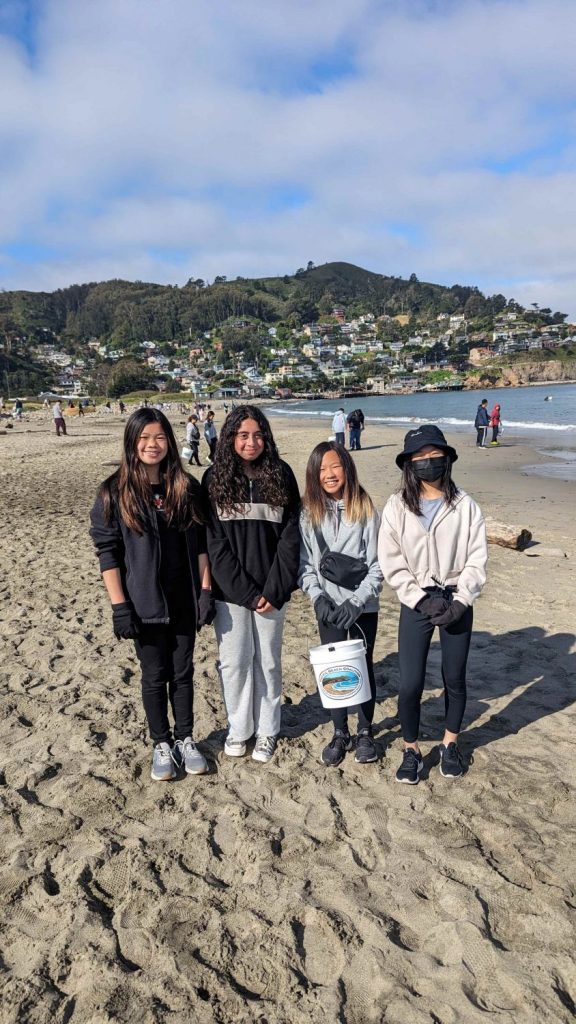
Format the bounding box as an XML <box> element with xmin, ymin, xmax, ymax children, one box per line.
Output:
<box><xmin>485</xmin><ymin>516</ymin><xmax>532</xmax><ymax>551</ymax></box>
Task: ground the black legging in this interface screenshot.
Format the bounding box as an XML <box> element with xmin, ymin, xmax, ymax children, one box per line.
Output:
<box><xmin>318</xmin><ymin>611</ymin><xmax>378</xmax><ymax>732</ymax></box>
<box><xmin>134</xmin><ymin>603</ymin><xmax>196</xmax><ymax>745</ymax></box>
<box><xmin>398</xmin><ymin>602</ymin><xmax>473</xmax><ymax>742</ymax></box>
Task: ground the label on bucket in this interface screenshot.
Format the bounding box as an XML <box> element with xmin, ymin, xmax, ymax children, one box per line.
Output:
<box><xmin>318</xmin><ymin>663</ymin><xmax>364</xmax><ymax>702</ymax></box>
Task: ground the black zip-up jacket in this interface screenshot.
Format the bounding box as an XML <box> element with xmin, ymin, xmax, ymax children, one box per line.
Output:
<box><xmin>202</xmin><ymin>461</ymin><xmax>301</xmax><ymax>609</ymax></box>
<box><xmin>475</xmin><ymin>404</ymin><xmax>490</xmax><ymax>428</ymax></box>
<box><xmin>89</xmin><ymin>479</ymin><xmax>207</xmax><ymax>624</ymax></box>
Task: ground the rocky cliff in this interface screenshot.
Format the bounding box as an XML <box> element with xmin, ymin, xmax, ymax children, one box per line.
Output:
<box><xmin>464</xmin><ymin>360</ymin><xmax>576</xmax><ymax>389</ymax></box>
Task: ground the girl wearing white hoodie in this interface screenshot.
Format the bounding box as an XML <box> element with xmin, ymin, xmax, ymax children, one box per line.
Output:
<box><xmin>378</xmin><ymin>425</ymin><xmax>487</xmax><ymax>784</ymax></box>
<box><xmin>299</xmin><ymin>442</ymin><xmax>383</xmax><ymax>767</ymax></box>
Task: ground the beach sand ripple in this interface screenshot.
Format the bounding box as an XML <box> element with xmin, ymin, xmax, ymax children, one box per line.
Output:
<box><xmin>1</xmin><ymin>416</ymin><xmax>575</xmax><ymax>1023</ymax></box>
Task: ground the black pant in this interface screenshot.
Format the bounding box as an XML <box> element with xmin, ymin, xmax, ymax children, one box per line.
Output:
<box><xmin>491</xmin><ymin>425</ymin><xmax>499</xmax><ymax>442</ymax></box>
<box><xmin>134</xmin><ymin>607</ymin><xmax>196</xmax><ymax>745</ymax></box>
<box><xmin>207</xmin><ymin>438</ymin><xmax>217</xmax><ymax>461</ymax></box>
<box><xmin>188</xmin><ymin>442</ymin><xmax>201</xmax><ymax>466</ymax></box>
<box><xmin>476</xmin><ymin>426</ymin><xmax>487</xmax><ymax>446</ymax></box>
<box><xmin>318</xmin><ymin>611</ymin><xmax>378</xmax><ymax>732</ymax></box>
<box><xmin>398</xmin><ymin>602</ymin><xmax>473</xmax><ymax>742</ymax></box>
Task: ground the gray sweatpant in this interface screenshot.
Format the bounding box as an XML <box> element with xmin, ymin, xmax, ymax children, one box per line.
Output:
<box><xmin>214</xmin><ymin>601</ymin><xmax>287</xmax><ymax>741</ymax></box>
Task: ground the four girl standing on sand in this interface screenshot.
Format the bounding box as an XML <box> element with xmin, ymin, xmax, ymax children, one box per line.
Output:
<box><xmin>90</xmin><ymin>409</ymin><xmax>487</xmax><ymax>783</ymax></box>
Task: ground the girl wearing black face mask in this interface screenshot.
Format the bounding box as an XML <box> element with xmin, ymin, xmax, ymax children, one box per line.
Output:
<box><xmin>378</xmin><ymin>426</ymin><xmax>488</xmax><ymax>785</ymax></box>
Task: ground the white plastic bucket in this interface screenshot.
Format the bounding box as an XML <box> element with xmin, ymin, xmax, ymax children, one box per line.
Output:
<box><xmin>181</xmin><ymin>446</ymin><xmax>193</xmax><ymax>460</ymax></box>
<box><xmin>309</xmin><ymin>637</ymin><xmax>371</xmax><ymax>709</ymax></box>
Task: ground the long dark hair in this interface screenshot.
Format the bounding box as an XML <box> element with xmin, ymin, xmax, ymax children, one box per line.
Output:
<box><xmin>100</xmin><ymin>408</ymin><xmax>204</xmax><ymax>533</ymax></box>
<box><xmin>401</xmin><ymin>458</ymin><xmax>458</xmax><ymax>516</ymax></box>
<box><xmin>207</xmin><ymin>404</ymin><xmax>290</xmax><ymax>515</ymax></box>
<box><xmin>303</xmin><ymin>441</ymin><xmax>374</xmax><ymax>526</ymax></box>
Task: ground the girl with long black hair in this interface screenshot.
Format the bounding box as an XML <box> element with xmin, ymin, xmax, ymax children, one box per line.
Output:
<box><xmin>90</xmin><ymin>408</ymin><xmax>215</xmax><ymax>782</ymax></box>
<box><xmin>203</xmin><ymin>405</ymin><xmax>300</xmax><ymax>764</ymax></box>
<box><xmin>378</xmin><ymin>425</ymin><xmax>488</xmax><ymax>784</ymax></box>
<box><xmin>299</xmin><ymin>442</ymin><xmax>383</xmax><ymax>767</ymax></box>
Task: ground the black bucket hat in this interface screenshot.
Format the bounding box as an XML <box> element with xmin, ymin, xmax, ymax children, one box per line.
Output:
<box><xmin>396</xmin><ymin>424</ymin><xmax>458</xmax><ymax>468</ymax></box>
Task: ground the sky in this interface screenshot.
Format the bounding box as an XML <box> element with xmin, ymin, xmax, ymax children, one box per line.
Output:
<box><xmin>0</xmin><ymin>0</ymin><xmax>575</xmax><ymax>315</ymax></box>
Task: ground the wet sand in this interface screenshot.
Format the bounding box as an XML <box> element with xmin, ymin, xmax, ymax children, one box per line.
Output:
<box><xmin>1</xmin><ymin>411</ymin><xmax>575</xmax><ymax>1024</ymax></box>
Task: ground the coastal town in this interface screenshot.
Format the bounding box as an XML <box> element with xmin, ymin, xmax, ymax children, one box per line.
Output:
<box><xmin>2</xmin><ymin>265</ymin><xmax>575</xmax><ymax>403</ymax></box>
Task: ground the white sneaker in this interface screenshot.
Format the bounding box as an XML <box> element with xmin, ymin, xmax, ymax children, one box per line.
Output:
<box><xmin>151</xmin><ymin>742</ymin><xmax>176</xmax><ymax>781</ymax></box>
<box><xmin>224</xmin><ymin>736</ymin><xmax>247</xmax><ymax>757</ymax></box>
<box><xmin>173</xmin><ymin>737</ymin><xmax>208</xmax><ymax>775</ymax></box>
<box><xmin>252</xmin><ymin>735</ymin><xmax>278</xmax><ymax>763</ymax></box>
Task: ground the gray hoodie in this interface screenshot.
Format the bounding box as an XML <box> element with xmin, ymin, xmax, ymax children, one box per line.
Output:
<box><xmin>298</xmin><ymin>501</ymin><xmax>383</xmax><ymax>613</ymax></box>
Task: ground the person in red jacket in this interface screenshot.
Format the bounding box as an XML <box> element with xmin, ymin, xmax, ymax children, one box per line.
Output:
<box><xmin>489</xmin><ymin>404</ymin><xmax>501</xmax><ymax>445</ymax></box>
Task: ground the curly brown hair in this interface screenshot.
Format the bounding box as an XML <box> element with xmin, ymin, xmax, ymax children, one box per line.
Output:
<box><xmin>206</xmin><ymin>405</ymin><xmax>291</xmax><ymax>515</ymax></box>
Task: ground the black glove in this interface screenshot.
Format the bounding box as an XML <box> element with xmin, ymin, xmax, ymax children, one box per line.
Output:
<box><xmin>314</xmin><ymin>595</ymin><xmax>336</xmax><ymax>626</ymax></box>
<box><xmin>430</xmin><ymin>600</ymin><xmax>467</xmax><ymax>627</ymax></box>
<box><xmin>197</xmin><ymin>588</ymin><xmax>216</xmax><ymax>630</ymax></box>
<box><xmin>112</xmin><ymin>601</ymin><xmax>139</xmax><ymax>640</ymax></box>
<box><xmin>416</xmin><ymin>595</ymin><xmax>450</xmax><ymax>619</ymax></box>
<box><xmin>329</xmin><ymin>600</ymin><xmax>361</xmax><ymax>631</ymax></box>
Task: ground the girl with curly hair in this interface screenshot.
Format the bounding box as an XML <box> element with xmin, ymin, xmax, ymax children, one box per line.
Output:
<box><xmin>299</xmin><ymin>442</ymin><xmax>383</xmax><ymax>767</ymax></box>
<box><xmin>203</xmin><ymin>405</ymin><xmax>300</xmax><ymax>763</ymax></box>
<box><xmin>89</xmin><ymin>408</ymin><xmax>216</xmax><ymax>783</ymax></box>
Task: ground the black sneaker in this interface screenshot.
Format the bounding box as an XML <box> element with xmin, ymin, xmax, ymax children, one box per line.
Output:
<box><xmin>395</xmin><ymin>747</ymin><xmax>424</xmax><ymax>784</ymax></box>
<box><xmin>439</xmin><ymin>742</ymin><xmax>465</xmax><ymax>778</ymax></box>
<box><xmin>321</xmin><ymin>730</ymin><xmax>353</xmax><ymax>767</ymax></box>
<box><xmin>354</xmin><ymin>728</ymin><xmax>378</xmax><ymax>764</ymax></box>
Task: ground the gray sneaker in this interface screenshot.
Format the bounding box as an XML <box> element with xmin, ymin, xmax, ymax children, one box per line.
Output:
<box><xmin>252</xmin><ymin>735</ymin><xmax>278</xmax><ymax>763</ymax></box>
<box><xmin>224</xmin><ymin>736</ymin><xmax>247</xmax><ymax>757</ymax></box>
<box><xmin>173</xmin><ymin>737</ymin><xmax>209</xmax><ymax>775</ymax></box>
<box><xmin>151</xmin><ymin>742</ymin><xmax>176</xmax><ymax>781</ymax></box>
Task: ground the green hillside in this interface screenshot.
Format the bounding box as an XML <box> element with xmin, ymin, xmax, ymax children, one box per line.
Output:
<box><xmin>0</xmin><ymin>262</ymin><xmax>516</xmax><ymax>351</ymax></box>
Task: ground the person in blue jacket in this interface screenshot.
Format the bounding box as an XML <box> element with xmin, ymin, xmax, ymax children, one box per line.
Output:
<box><xmin>474</xmin><ymin>399</ymin><xmax>490</xmax><ymax>447</ymax></box>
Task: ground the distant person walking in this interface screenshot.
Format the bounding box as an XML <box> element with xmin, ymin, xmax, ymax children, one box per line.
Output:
<box><xmin>13</xmin><ymin>398</ymin><xmax>24</xmax><ymax>420</ymax></box>
<box><xmin>77</xmin><ymin>400</ymin><xmax>85</xmax><ymax>417</ymax></box>
<box><xmin>204</xmin><ymin>410</ymin><xmax>217</xmax><ymax>464</ymax></box>
<box><xmin>331</xmin><ymin>408</ymin><xmax>347</xmax><ymax>447</ymax></box>
<box><xmin>186</xmin><ymin>415</ymin><xmax>202</xmax><ymax>466</ymax></box>
<box><xmin>347</xmin><ymin>408</ymin><xmax>365</xmax><ymax>450</ymax></box>
<box><xmin>53</xmin><ymin>400</ymin><xmax>67</xmax><ymax>436</ymax></box>
<box><xmin>489</xmin><ymin>403</ymin><xmax>501</xmax><ymax>445</ymax></box>
<box><xmin>474</xmin><ymin>399</ymin><xmax>489</xmax><ymax>448</ymax></box>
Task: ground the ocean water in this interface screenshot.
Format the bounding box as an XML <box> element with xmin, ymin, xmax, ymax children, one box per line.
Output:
<box><xmin>268</xmin><ymin>383</ymin><xmax>576</xmax><ymax>446</ymax></box>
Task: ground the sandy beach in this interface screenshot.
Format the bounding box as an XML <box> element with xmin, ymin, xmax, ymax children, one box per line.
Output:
<box><xmin>1</xmin><ymin>409</ymin><xmax>575</xmax><ymax>1024</ymax></box>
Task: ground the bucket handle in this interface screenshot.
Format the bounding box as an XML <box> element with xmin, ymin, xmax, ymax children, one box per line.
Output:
<box><xmin>326</xmin><ymin>622</ymin><xmax>367</xmax><ymax>653</ymax></box>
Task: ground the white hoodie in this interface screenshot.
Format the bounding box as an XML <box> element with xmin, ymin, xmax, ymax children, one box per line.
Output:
<box><xmin>378</xmin><ymin>490</ymin><xmax>487</xmax><ymax>609</ymax></box>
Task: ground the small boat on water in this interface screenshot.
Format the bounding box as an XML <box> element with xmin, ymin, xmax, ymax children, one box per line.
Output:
<box><xmin>544</xmin><ymin>395</ymin><xmax>553</xmax><ymax>401</ymax></box>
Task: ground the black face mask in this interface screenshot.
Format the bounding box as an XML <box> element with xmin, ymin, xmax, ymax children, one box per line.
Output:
<box><xmin>411</xmin><ymin>456</ymin><xmax>448</xmax><ymax>482</ymax></box>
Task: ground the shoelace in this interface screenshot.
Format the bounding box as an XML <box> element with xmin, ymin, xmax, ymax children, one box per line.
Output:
<box><xmin>402</xmin><ymin>748</ymin><xmax>421</xmax><ymax>766</ymax></box>
<box><xmin>156</xmin><ymin>745</ymin><xmax>173</xmax><ymax>764</ymax></box>
<box><xmin>444</xmin><ymin>743</ymin><xmax>464</xmax><ymax>766</ymax></box>
<box><xmin>330</xmin><ymin>733</ymin><xmax>350</xmax><ymax>749</ymax></box>
<box><xmin>257</xmin><ymin>736</ymin><xmax>276</xmax><ymax>754</ymax></box>
<box><xmin>357</xmin><ymin>732</ymin><xmax>374</xmax><ymax>747</ymax></box>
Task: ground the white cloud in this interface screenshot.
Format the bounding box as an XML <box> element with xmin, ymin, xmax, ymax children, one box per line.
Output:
<box><xmin>0</xmin><ymin>0</ymin><xmax>575</xmax><ymax>314</ymax></box>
